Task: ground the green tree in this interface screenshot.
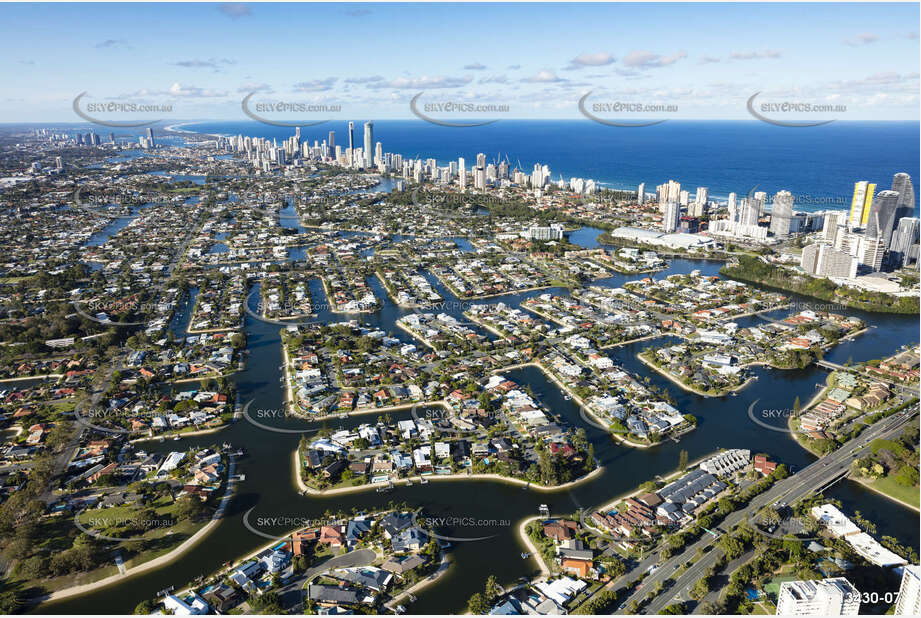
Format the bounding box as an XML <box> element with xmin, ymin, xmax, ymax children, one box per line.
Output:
<box><xmin>467</xmin><ymin>592</ymin><xmax>489</xmax><ymax>614</ymax></box>
<box><xmin>485</xmin><ymin>575</ymin><xmax>500</xmax><ymax>603</ymax></box>
<box><xmin>662</xmin><ymin>602</ymin><xmax>686</xmax><ymax>615</ymax></box>
<box><xmin>134</xmin><ymin>600</ymin><xmax>155</xmax><ymax>614</ymax></box>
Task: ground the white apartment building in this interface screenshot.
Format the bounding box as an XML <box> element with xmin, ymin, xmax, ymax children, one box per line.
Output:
<box><xmin>775</xmin><ymin>578</ymin><xmax>860</xmax><ymax>616</ymax></box>
<box><xmin>895</xmin><ymin>565</ymin><xmax>921</xmax><ymax>616</ymax></box>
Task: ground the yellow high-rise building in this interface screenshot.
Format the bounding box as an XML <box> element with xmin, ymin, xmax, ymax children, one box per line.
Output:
<box><xmin>848</xmin><ymin>181</ymin><xmax>876</xmax><ymax>228</ymax></box>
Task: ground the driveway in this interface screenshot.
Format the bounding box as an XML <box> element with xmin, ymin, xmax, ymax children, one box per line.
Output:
<box><xmin>277</xmin><ymin>547</ymin><xmax>377</xmax><ymax>609</ymax></box>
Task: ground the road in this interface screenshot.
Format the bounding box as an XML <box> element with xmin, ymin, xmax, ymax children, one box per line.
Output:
<box><xmin>691</xmin><ymin>549</ymin><xmax>756</xmax><ymax>614</ymax></box>
<box><xmin>608</xmin><ymin>404</ymin><xmax>916</xmax><ymax>614</ymax></box>
<box><xmin>277</xmin><ymin>547</ymin><xmax>376</xmax><ymax>610</ymax></box>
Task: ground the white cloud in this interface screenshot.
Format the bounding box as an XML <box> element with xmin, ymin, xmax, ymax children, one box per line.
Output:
<box><xmin>344</xmin><ymin>76</ymin><xmax>384</xmax><ymax>84</ymax></box>
<box><xmin>729</xmin><ymin>49</ymin><xmax>782</xmax><ymax>60</ymax></box>
<box><xmin>173</xmin><ymin>58</ymin><xmax>236</xmax><ymax>69</ymax></box>
<box><xmin>292</xmin><ymin>78</ymin><xmax>338</xmax><ymax>92</ymax></box>
<box><xmin>521</xmin><ymin>70</ymin><xmax>565</xmax><ymax>83</ymax></box>
<box><xmin>167</xmin><ymin>83</ymin><xmax>228</xmax><ymax>98</ymax></box>
<box><xmin>238</xmin><ymin>82</ymin><xmax>273</xmax><ymax>94</ymax></box>
<box><xmin>622</xmin><ymin>50</ymin><xmax>687</xmax><ymax>69</ymax></box>
<box><xmin>367</xmin><ymin>75</ymin><xmax>473</xmax><ymax>89</ymax></box>
<box><xmin>218</xmin><ymin>3</ymin><xmax>251</xmax><ymax>18</ymax></box>
<box><xmin>843</xmin><ymin>33</ymin><xmax>879</xmax><ymax>46</ymax></box>
<box><xmin>565</xmin><ymin>52</ymin><xmax>615</xmax><ymax>70</ymax></box>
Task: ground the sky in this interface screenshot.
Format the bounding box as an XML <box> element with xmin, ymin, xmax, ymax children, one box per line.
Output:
<box><xmin>1</xmin><ymin>2</ymin><xmax>919</xmax><ymax>123</ymax></box>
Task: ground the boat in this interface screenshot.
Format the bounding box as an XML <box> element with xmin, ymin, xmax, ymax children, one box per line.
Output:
<box><xmin>173</xmin><ymin>436</ymin><xmax>181</xmax><ymax>441</ymax></box>
<box><xmin>420</xmin><ymin>476</ymin><xmax>428</xmax><ymax>484</ymax></box>
<box><xmin>521</xmin><ymin>552</ymin><xmax>530</xmax><ymax>559</ymax></box>
<box><xmin>563</xmin><ymin>395</ymin><xmax>572</xmax><ymax>401</ymax></box>
<box><xmin>406</xmin><ymin>479</ymin><xmax>413</xmax><ymax>486</ymax></box>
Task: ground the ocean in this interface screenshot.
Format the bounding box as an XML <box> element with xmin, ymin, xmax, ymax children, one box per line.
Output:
<box><xmin>181</xmin><ymin>119</ymin><xmax>919</xmax><ymax>215</ymax></box>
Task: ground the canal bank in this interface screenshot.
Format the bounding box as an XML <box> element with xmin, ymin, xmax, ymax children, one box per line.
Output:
<box><xmin>39</xmin><ymin>238</ymin><xmax>920</xmax><ymax>615</ymax></box>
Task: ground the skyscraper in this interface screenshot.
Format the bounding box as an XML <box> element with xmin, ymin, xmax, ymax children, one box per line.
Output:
<box><xmin>895</xmin><ymin>565</ymin><xmax>921</xmax><ymax>616</ymax></box>
<box><xmin>769</xmin><ymin>190</ymin><xmax>795</xmax><ymax>236</ymax></box>
<box><xmin>727</xmin><ymin>192</ymin><xmax>738</xmax><ymax>222</ymax></box>
<box><xmin>848</xmin><ymin>181</ymin><xmax>876</xmax><ymax>229</ymax></box>
<box><xmin>475</xmin><ymin>154</ymin><xmax>487</xmax><ymax>190</ymax></box>
<box><xmin>328</xmin><ymin>131</ymin><xmax>335</xmax><ymax>154</ymax></box>
<box><xmin>657</xmin><ymin>180</ymin><xmax>680</xmax><ymax>212</ymax></box>
<box><xmin>865</xmin><ymin>190</ymin><xmax>900</xmax><ymax>245</ymax></box>
<box><xmin>776</xmin><ymin>578</ymin><xmax>860</xmax><ymax>615</ymax></box>
<box><xmin>146</xmin><ymin>127</ymin><xmax>156</xmax><ymax>148</ymax></box>
<box><xmin>859</xmin><ymin>236</ymin><xmax>886</xmax><ymax>271</ymax></box>
<box><xmin>889</xmin><ymin>217</ymin><xmax>920</xmax><ymax>268</ymax></box>
<box><xmin>348</xmin><ymin>121</ymin><xmax>354</xmax><ymax>163</ymax></box>
<box><xmin>637</xmin><ymin>182</ymin><xmax>645</xmax><ymax>205</ymax></box>
<box><xmin>695</xmin><ymin>187</ymin><xmax>708</xmax><ymax>207</ymax></box>
<box><xmin>663</xmin><ymin>202</ymin><xmax>680</xmax><ymax>233</ymax></box>
<box><xmin>891</xmin><ymin>172</ymin><xmax>915</xmax><ymax>218</ymax></box>
<box><xmin>801</xmin><ymin>244</ymin><xmax>822</xmax><ymax>275</ymax></box>
<box><xmin>822</xmin><ymin>211</ymin><xmax>847</xmax><ymax>245</ymax></box>
<box><xmin>740</xmin><ymin>197</ymin><xmax>761</xmax><ymax>227</ymax></box>
<box><xmin>363</xmin><ymin>121</ymin><xmax>373</xmax><ymax>168</ymax></box>
<box><xmin>890</xmin><ymin>173</ymin><xmax>916</xmax><ymax>250</ymax></box>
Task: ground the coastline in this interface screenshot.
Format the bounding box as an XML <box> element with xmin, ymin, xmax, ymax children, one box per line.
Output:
<box><xmin>637</xmin><ymin>353</ymin><xmax>731</xmax><ymax>398</ymax></box>
<box><xmin>787</xmin><ymin>390</ymin><xmax>921</xmax><ymax>513</ymax></box>
<box><xmin>383</xmin><ymin>550</ymin><xmax>452</xmax><ymax>611</ymax></box>
<box><xmin>490</xmin><ymin>359</ymin><xmax>677</xmax><ymax>448</ymax></box>
<box><xmin>514</xmin><ymin>450</ymin><xmax>718</xmax><ymax>586</ymax></box>
<box><xmin>37</xmin><ymin>456</ymin><xmax>238</xmax><ymax>605</ymax></box>
<box><xmin>293</xmin><ymin>447</ymin><xmax>604</xmax><ymax>496</ymax></box>
<box><xmin>517</xmin><ymin>516</ymin><xmax>552</xmax><ymax>577</ymax></box>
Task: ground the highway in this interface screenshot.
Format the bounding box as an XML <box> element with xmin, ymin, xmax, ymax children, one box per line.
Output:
<box><xmin>607</xmin><ymin>404</ymin><xmax>916</xmax><ymax>614</ymax></box>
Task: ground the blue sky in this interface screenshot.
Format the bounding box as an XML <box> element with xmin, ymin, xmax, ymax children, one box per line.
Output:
<box><xmin>2</xmin><ymin>2</ymin><xmax>919</xmax><ymax>122</ymax></box>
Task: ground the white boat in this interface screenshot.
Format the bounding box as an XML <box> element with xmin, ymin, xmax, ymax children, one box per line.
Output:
<box><xmin>420</xmin><ymin>477</ymin><xmax>428</xmax><ymax>484</ymax></box>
